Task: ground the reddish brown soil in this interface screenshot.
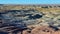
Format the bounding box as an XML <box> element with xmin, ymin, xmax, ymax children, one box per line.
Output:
<box><xmin>17</xmin><ymin>26</ymin><xmax>60</xmax><ymax>34</ymax></box>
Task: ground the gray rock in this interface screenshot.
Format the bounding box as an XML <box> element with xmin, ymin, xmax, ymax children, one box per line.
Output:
<box><xmin>0</xmin><ymin>10</ymin><xmax>43</xmax><ymax>28</ymax></box>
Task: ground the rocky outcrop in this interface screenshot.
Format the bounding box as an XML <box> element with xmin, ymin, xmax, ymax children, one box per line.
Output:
<box><xmin>0</xmin><ymin>5</ymin><xmax>60</xmax><ymax>34</ymax></box>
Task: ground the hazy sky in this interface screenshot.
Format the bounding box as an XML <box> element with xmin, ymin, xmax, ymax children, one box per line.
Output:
<box><xmin>0</xmin><ymin>0</ymin><xmax>60</xmax><ymax>4</ymax></box>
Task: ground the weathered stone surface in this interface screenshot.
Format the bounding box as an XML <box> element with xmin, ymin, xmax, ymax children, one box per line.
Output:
<box><xmin>0</xmin><ymin>5</ymin><xmax>60</xmax><ymax>34</ymax></box>
<box><xmin>0</xmin><ymin>10</ymin><xmax>43</xmax><ymax>26</ymax></box>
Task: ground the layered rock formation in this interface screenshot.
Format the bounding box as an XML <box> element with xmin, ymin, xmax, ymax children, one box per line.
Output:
<box><xmin>0</xmin><ymin>5</ymin><xmax>60</xmax><ymax>34</ymax></box>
